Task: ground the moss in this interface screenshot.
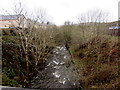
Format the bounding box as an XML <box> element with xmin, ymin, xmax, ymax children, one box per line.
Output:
<box><xmin>66</xmin><ymin>63</ymin><xmax>70</xmax><ymax>68</ymax></box>
<box><xmin>68</xmin><ymin>48</ymin><xmax>74</xmax><ymax>55</ymax></box>
<box><xmin>3</xmin><ymin>67</ymin><xmax>15</xmax><ymax>78</ymax></box>
<box><xmin>2</xmin><ymin>73</ymin><xmax>22</xmax><ymax>87</ymax></box>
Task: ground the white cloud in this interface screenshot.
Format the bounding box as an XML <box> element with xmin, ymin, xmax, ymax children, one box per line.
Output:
<box><xmin>0</xmin><ymin>0</ymin><xmax>119</xmax><ymax>25</ymax></box>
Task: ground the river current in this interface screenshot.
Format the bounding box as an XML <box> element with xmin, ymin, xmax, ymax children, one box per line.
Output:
<box><xmin>30</xmin><ymin>45</ymin><xmax>79</xmax><ymax>88</ymax></box>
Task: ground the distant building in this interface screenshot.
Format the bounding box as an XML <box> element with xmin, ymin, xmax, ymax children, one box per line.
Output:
<box><xmin>109</xmin><ymin>26</ymin><xmax>120</xmax><ymax>30</ymax></box>
<box><xmin>0</xmin><ymin>14</ymin><xmax>27</xmax><ymax>29</ymax></box>
<box><xmin>108</xmin><ymin>21</ymin><xmax>120</xmax><ymax>30</ymax></box>
<box><xmin>107</xmin><ymin>21</ymin><xmax>120</xmax><ymax>36</ymax></box>
<box><xmin>0</xmin><ymin>14</ymin><xmax>55</xmax><ymax>31</ymax></box>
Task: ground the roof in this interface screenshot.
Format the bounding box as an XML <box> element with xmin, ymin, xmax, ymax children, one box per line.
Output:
<box><xmin>109</xmin><ymin>26</ymin><xmax>120</xmax><ymax>30</ymax></box>
<box><xmin>0</xmin><ymin>14</ymin><xmax>24</xmax><ymax>20</ymax></box>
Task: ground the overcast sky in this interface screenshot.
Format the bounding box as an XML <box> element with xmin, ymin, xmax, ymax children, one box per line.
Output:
<box><xmin>0</xmin><ymin>0</ymin><xmax>119</xmax><ymax>25</ymax></box>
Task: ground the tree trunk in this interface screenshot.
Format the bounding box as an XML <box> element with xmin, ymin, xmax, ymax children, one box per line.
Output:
<box><xmin>25</xmin><ymin>54</ymin><xmax>29</xmax><ymax>76</ymax></box>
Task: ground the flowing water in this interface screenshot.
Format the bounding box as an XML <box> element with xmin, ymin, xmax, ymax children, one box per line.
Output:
<box><xmin>30</xmin><ymin>45</ymin><xmax>79</xmax><ymax>88</ymax></box>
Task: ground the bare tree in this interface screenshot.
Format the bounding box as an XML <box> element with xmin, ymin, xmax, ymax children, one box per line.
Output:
<box><xmin>10</xmin><ymin>1</ymin><xmax>56</xmax><ymax>83</ymax></box>
<box><xmin>3</xmin><ymin>1</ymin><xmax>47</xmax><ymax>81</ymax></box>
<box><xmin>77</xmin><ymin>9</ymin><xmax>110</xmax><ymax>74</ymax></box>
<box><xmin>12</xmin><ymin>2</ymin><xmax>32</xmax><ymax>81</ymax></box>
<box><xmin>77</xmin><ymin>9</ymin><xmax>109</xmax><ymax>41</ymax></box>
<box><xmin>77</xmin><ymin>13</ymin><xmax>87</xmax><ymax>44</ymax></box>
<box><xmin>33</xmin><ymin>8</ymin><xmax>50</xmax><ymax>24</ymax></box>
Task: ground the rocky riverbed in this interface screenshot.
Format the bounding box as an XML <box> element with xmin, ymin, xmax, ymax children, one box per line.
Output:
<box><xmin>30</xmin><ymin>45</ymin><xmax>79</xmax><ymax>88</ymax></box>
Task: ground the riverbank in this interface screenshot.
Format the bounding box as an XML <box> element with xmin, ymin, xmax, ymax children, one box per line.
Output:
<box><xmin>69</xmin><ymin>35</ymin><xmax>119</xmax><ymax>88</ymax></box>
<box><xmin>2</xmin><ymin>33</ymin><xmax>120</xmax><ymax>88</ymax></box>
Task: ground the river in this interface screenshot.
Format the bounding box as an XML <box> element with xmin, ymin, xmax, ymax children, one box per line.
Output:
<box><xmin>30</xmin><ymin>45</ymin><xmax>79</xmax><ymax>88</ymax></box>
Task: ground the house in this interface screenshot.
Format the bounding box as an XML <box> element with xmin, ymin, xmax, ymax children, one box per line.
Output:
<box><xmin>0</xmin><ymin>14</ymin><xmax>55</xmax><ymax>35</ymax></box>
<box><xmin>107</xmin><ymin>21</ymin><xmax>120</xmax><ymax>36</ymax></box>
<box><xmin>109</xmin><ymin>26</ymin><xmax>120</xmax><ymax>30</ymax></box>
<box><xmin>0</xmin><ymin>14</ymin><xmax>27</xmax><ymax>29</ymax></box>
<box><xmin>0</xmin><ymin>14</ymin><xmax>28</xmax><ymax>35</ymax></box>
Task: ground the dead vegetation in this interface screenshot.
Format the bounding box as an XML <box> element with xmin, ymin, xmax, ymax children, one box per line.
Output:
<box><xmin>71</xmin><ymin>36</ymin><xmax>119</xmax><ymax>88</ymax></box>
<box><xmin>2</xmin><ymin>2</ymin><xmax>119</xmax><ymax>88</ymax></box>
